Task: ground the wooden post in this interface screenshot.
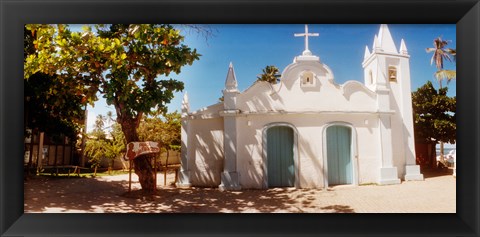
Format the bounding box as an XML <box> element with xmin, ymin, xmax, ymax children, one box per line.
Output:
<box><xmin>153</xmin><ymin>154</ymin><xmax>157</xmax><ymax>191</ymax></box>
<box><xmin>80</xmin><ymin>107</ymin><xmax>88</xmax><ymax>167</ymax></box>
<box><xmin>37</xmin><ymin>132</ymin><xmax>44</xmax><ymax>173</ymax></box>
<box><xmin>164</xmin><ymin>150</ymin><xmax>169</xmax><ymax>186</ymax></box>
<box><xmin>54</xmin><ymin>145</ymin><xmax>58</xmax><ymax>167</ymax></box>
<box><xmin>175</xmin><ymin>168</ymin><xmax>179</xmax><ymax>183</ymax></box>
<box><xmin>63</xmin><ymin>136</ymin><xmax>67</xmax><ymax>165</ymax></box>
<box><xmin>128</xmin><ymin>160</ymin><xmax>132</xmax><ymax>192</ymax></box>
<box><xmin>28</xmin><ymin>143</ymin><xmax>33</xmax><ymax>167</ymax></box>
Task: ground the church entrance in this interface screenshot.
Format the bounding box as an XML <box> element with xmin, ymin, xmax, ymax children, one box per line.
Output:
<box><xmin>266</xmin><ymin>126</ymin><xmax>295</xmax><ymax>187</ymax></box>
<box><xmin>326</xmin><ymin>125</ymin><xmax>353</xmax><ymax>185</ymax></box>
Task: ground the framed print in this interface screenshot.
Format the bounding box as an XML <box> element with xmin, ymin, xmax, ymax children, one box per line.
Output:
<box><xmin>1</xmin><ymin>0</ymin><xmax>479</xmax><ymax>236</ymax></box>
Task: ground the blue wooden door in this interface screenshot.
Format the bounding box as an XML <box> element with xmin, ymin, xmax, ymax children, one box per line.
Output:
<box><xmin>267</xmin><ymin>126</ymin><xmax>295</xmax><ymax>187</ymax></box>
<box><xmin>326</xmin><ymin>125</ymin><xmax>352</xmax><ymax>185</ymax></box>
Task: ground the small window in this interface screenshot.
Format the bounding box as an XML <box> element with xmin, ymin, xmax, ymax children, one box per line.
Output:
<box><xmin>388</xmin><ymin>66</ymin><xmax>397</xmax><ymax>82</ymax></box>
<box><xmin>301</xmin><ymin>71</ymin><xmax>315</xmax><ymax>87</ymax></box>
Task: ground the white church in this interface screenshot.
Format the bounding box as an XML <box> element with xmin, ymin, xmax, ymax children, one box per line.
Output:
<box><xmin>177</xmin><ymin>24</ymin><xmax>424</xmax><ymax>190</ymax></box>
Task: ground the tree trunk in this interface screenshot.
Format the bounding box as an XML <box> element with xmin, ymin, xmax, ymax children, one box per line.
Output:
<box><xmin>435</xmin><ymin>141</ymin><xmax>446</xmax><ymax>169</ymax></box>
<box><xmin>120</xmin><ymin>117</ymin><xmax>156</xmax><ymax>193</ymax></box>
<box><xmin>439</xmin><ymin>142</ymin><xmax>444</xmax><ymax>162</ymax></box>
<box><xmin>431</xmin><ymin>142</ymin><xmax>437</xmax><ymax>169</ymax></box>
<box><xmin>133</xmin><ymin>155</ymin><xmax>155</xmax><ymax>193</ymax></box>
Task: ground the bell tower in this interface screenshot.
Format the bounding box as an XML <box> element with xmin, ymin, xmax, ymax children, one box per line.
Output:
<box><xmin>362</xmin><ymin>24</ymin><xmax>423</xmax><ymax>184</ymax></box>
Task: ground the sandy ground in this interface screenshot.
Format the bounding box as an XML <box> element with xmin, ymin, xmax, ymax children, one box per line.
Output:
<box><xmin>24</xmin><ymin>169</ymin><xmax>456</xmax><ymax>213</ymax></box>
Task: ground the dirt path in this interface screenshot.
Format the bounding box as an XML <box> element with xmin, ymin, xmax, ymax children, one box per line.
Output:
<box><xmin>24</xmin><ymin>169</ymin><xmax>455</xmax><ymax>213</ymax></box>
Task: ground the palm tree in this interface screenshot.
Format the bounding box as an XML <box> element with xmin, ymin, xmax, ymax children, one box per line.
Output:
<box><xmin>426</xmin><ymin>37</ymin><xmax>456</xmax><ymax>88</ymax></box>
<box><xmin>257</xmin><ymin>65</ymin><xmax>280</xmax><ymax>84</ymax></box>
<box><xmin>426</xmin><ymin>36</ymin><xmax>456</xmax><ymax>167</ymax></box>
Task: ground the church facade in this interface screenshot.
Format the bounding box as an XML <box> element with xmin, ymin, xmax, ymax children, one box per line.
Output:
<box><xmin>177</xmin><ymin>24</ymin><xmax>424</xmax><ymax>190</ymax></box>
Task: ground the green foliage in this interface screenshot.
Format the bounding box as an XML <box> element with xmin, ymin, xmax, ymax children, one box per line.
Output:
<box><xmin>256</xmin><ymin>65</ymin><xmax>280</xmax><ymax>84</ymax></box>
<box><xmin>24</xmin><ymin>24</ymin><xmax>200</xmax><ymax>127</ymax></box>
<box><xmin>24</xmin><ymin>27</ymin><xmax>85</xmax><ymax>140</ymax></box>
<box><xmin>84</xmin><ymin>115</ymin><xmax>126</xmax><ymax>170</ymax></box>
<box><xmin>109</xmin><ymin>123</ymin><xmax>127</xmax><ymax>157</ymax></box>
<box><xmin>137</xmin><ymin>111</ymin><xmax>181</xmax><ymax>152</ymax></box>
<box><xmin>412</xmin><ymin>81</ymin><xmax>456</xmax><ymax>144</ymax></box>
<box><xmin>85</xmin><ymin>138</ymin><xmax>109</xmax><ymax>169</ymax></box>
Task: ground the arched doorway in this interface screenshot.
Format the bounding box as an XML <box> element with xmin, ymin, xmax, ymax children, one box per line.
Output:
<box><xmin>266</xmin><ymin>125</ymin><xmax>295</xmax><ymax>187</ymax></box>
<box><xmin>326</xmin><ymin>125</ymin><xmax>353</xmax><ymax>186</ymax></box>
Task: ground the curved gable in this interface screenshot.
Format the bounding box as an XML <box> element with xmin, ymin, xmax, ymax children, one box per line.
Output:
<box><xmin>236</xmin><ymin>81</ymin><xmax>282</xmax><ymax>112</ymax></box>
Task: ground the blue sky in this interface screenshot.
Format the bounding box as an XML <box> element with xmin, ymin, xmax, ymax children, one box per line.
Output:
<box><xmin>84</xmin><ymin>24</ymin><xmax>456</xmax><ymax>133</ymax></box>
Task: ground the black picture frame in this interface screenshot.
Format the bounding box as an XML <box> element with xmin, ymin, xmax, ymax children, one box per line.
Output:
<box><xmin>1</xmin><ymin>0</ymin><xmax>479</xmax><ymax>236</ymax></box>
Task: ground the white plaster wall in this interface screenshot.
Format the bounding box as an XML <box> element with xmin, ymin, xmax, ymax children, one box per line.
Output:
<box><xmin>386</xmin><ymin>60</ymin><xmax>405</xmax><ymax>178</ymax></box>
<box><xmin>397</xmin><ymin>57</ymin><xmax>417</xmax><ymax>169</ymax></box>
<box><xmin>235</xmin><ymin>113</ymin><xmax>381</xmax><ymax>189</ymax></box>
<box><xmin>363</xmin><ymin>56</ymin><xmax>379</xmax><ymax>91</ymax></box>
<box><xmin>190</xmin><ymin>103</ymin><xmax>223</xmax><ymax>119</ymax></box>
<box><xmin>188</xmin><ymin>118</ymin><xmax>224</xmax><ymax>187</ymax></box>
<box><xmin>238</xmin><ymin>82</ymin><xmax>277</xmax><ymax>112</ymax></box>
<box><xmin>237</xmin><ymin>62</ymin><xmax>377</xmax><ymax>114</ymax></box>
<box><xmin>234</xmin><ymin>116</ymin><xmax>265</xmax><ymax>188</ymax></box>
<box><xmin>390</xmin><ymin>112</ymin><xmax>407</xmax><ymax>177</ymax></box>
<box><xmin>356</xmin><ymin>117</ymin><xmax>382</xmax><ymax>184</ymax></box>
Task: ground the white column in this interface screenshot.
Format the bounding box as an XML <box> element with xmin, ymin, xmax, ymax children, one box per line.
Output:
<box><xmin>375</xmin><ymin>85</ymin><xmax>400</xmax><ymax>185</ymax></box>
<box><xmin>177</xmin><ymin>116</ymin><xmax>191</xmax><ymax>188</ymax></box>
<box><xmin>399</xmin><ymin>57</ymin><xmax>424</xmax><ymax>181</ymax></box>
<box><xmin>177</xmin><ymin>93</ymin><xmax>192</xmax><ymax>188</ymax></box>
<box><xmin>219</xmin><ymin>112</ymin><xmax>241</xmax><ymax>191</ymax></box>
<box><xmin>219</xmin><ymin>63</ymin><xmax>241</xmax><ymax>190</ymax></box>
<box><xmin>378</xmin><ymin>114</ymin><xmax>400</xmax><ymax>185</ymax></box>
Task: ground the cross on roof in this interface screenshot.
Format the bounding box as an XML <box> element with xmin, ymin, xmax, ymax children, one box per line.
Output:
<box><xmin>294</xmin><ymin>24</ymin><xmax>319</xmax><ymax>56</ymax></box>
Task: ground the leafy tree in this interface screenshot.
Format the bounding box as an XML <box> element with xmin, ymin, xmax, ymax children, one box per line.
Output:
<box><xmin>24</xmin><ymin>27</ymin><xmax>86</xmax><ymax>146</ymax></box>
<box><xmin>138</xmin><ymin>111</ymin><xmax>181</xmax><ymax>186</ymax></box>
<box><xmin>109</xmin><ymin>123</ymin><xmax>126</xmax><ymax>160</ymax></box>
<box><xmin>138</xmin><ymin>111</ymin><xmax>181</xmax><ymax>152</ymax></box>
<box><xmin>85</xmin><ymin>115</ymin><xmax>108</xmax><ymax>175</ymax></box>
<box><xmin>256</xmin><ymin>65</ymin><xmax>280</xmax><ymax>84</ymax></box>
<box><xmin>412</xmin><ymin>81</ymin><xmax>456</xmax><ymax>166</ymax></box>
<box><xmin>24</xmin><ymin>24</ymin><xmax>200</xmax><ymax>192</ymax></box>
<box><xmin>85</xmin><ymin>114</ymin><xmax>126</xmax><ymax>175</ymax></box>
<box><xmin>164</xmin><ymin>112</ymin><xmax>181</xmax><ymax>145</ymax></box>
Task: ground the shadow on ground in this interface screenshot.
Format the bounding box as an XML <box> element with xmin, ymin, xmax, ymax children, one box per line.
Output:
<box><xmin>24</xmin><ymin>176</ymin><xmax>322</xmax><ymax>213</ymax></box>
<box><xmin>421</xmin><ymin>167</ymin><xmax>454</xmax><ymax>179</ymax></box>
<box><xmin>24</xmin><ymin>175</ymin><xmax>132</xmax><ymax>213</ymax></box>
<box><xmin>320</xmin><ymin>205</ymin><xmax>355</xmax><ymax>213</ymax></box>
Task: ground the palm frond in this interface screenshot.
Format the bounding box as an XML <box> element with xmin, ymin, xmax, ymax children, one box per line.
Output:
<box><xmin>257</xmin><ymin>65</ymin><xmax>280</xmax><ymax>84</ymax></box>
<box><xmin>428</xmin><ymin>37</ymin><xmax>455</xmax><ymax>70</ymax></box>
<box><xmin>434</xmin><ymin>69</ymin><xmax>456</xmax><ymax>85</ymax></box>
<box><xmin>446</xmin><ymin>48</ymin><xmax>456</xmax><ymax>62</ymax></box>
